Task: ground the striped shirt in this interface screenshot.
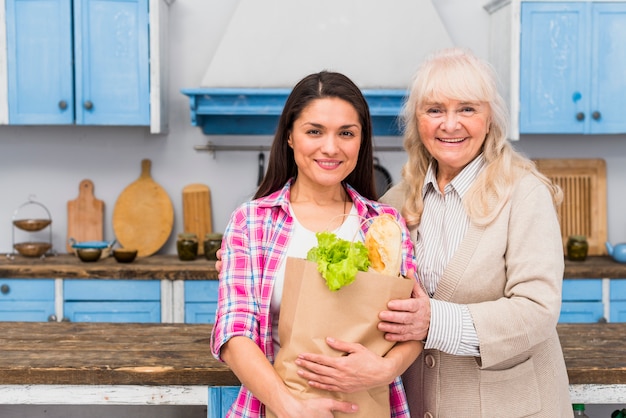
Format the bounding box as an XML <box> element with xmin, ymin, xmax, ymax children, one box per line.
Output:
<box><xmin>415</xmin><ymin>155</ymin><xmax>484</xmax><ymax>356</ymax></box>
<box><xmin>211</xmin><ymin>178</ymin><xmax>416</xmax><ymax>418</ymax></box>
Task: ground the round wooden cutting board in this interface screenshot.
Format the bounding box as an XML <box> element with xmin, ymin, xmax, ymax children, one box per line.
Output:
<box><xmin>112</xmin><ymin>159</ymin><xmax>174</xmax><ymax>257</ymax></box>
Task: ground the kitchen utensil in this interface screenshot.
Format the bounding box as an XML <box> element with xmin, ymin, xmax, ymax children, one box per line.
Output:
<box><xmin>257</xmin><ymin>152</ymin><xmax>265</xmax><ymax>186</ymax></box>
<box><xmin>14</xmin><ymin>242</ymin><xmax>52</xmax><ymax>257</ymax></box>
<box><xmin>13</xmin><ymin>219</ymin><xmax>51</xmax><ymax>232</ymax></box>
<box><xmin>113</xmin><ymin>248</ymin><xmax>138</xmax><ymax>263</ymax></box>
<box><xmin>67</xmin><ymin>179</ymin><xmax>104</xmax><ymax>252</ymax></box>
<box><xmin>605</xmin><ymin>242</ymin><xmax>626</xmax><ymax>263</ymax></box>
<box><xmin>112</xmin><ymin>159</ymin><xmax>174</xmax><ymax>258</ymax></box>
<box><xmin>76</xmin><ymin>248</ymin><xmax>102</xmax><ymax>262</ymax></box>
<box><xmin>373</xmin><ymin>157</ymin><xmax>393</xmax><ymax>199</ymax></box>
<box><xmin>182</xmin><ymin>183</ymin><xmax>213</xmax><ymax>255</ymax></box>
<box><xmin>69</xmin><ymin>239</ymin><xmax>115</xmax><ymax>259</ymax></box>
<box><xmin>534</xmin><ymin>159</ymin><xmax>607</xmax><ymax>256</ymax></box>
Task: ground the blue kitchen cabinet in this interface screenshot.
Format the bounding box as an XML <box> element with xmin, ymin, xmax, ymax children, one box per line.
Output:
<box><xmin>64</xmin><ymin>279</ymin><xmax>160</xmax><ymax>322</ymax></box>
<box><xmin>519</xmin><ymin>2</ymin><xmax>626</xmax><ymax>134</ymax></box>
<box><xmin>559</xmin><ymin>279</ymin><xmax>605</xmax><ymax>323</ymax></box>
<box><xmin>5</xmin><ymin>0</ymin><xmax>149</xmax><ymax>125</ymax></box>
<box><xmin>0</xmin><ymin>279</ymin><xmax>55</xmax><ymax>321</ymax></box>
<box><xmin>208</xmin><ymin>386</ymin><xmax>240</xmax><ymax>418</ymax></box>
<box><xmin>610</xmin><ymin>280</ymin><xmax>626</xmax><ymax>322</ymax></box>
<box><xmin>184</xmin><ymin>280</ymin><xmax>219</xmax><ymax>324</ymax></box>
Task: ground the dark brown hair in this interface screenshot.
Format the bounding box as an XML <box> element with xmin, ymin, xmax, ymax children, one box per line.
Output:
<box><xmin>254</xmin><ymin>71</ymin><xmax>375</xmax><ymax>200</ymax></box>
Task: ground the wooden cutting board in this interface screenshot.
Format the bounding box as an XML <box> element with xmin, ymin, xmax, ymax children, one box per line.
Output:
<box><xmin>66</xmin><ymin>179</ymin><xmax>104</xmax><ymax>252</ymax></box>
<box><xmin>534</xmin><ymin>158</ymin><xmax>607</xmax><ymax>255</ymax></box>
<box><xmin>112</xmin><ymin>159</ymin><xmax>174</xmax><ymax>257</ymax></box>
<box><xmin>182</xmin><ymin>184</ymin><xmax>213</xmax><ymax>255</ymax></box>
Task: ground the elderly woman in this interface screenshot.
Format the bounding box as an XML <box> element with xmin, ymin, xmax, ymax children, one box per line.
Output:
<box><xmin>374</xmin><ymin>48</ymin><xmax>573</xmax><ymax>417</ymax></box>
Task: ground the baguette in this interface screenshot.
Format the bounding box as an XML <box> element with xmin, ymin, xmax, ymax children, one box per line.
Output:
<box><xmin>365</xmin><ymin>214</ymin><xmax>402</xmax><ymax>276</ymax></box>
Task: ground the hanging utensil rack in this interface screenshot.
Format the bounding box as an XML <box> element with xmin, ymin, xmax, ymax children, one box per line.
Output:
<box><xmin>9</xmin><ymin>196</ymin><xmax>54</xmax><ymax>260</ymax></box>
<box><xmin>194</xmin><ymin>141</ymin><xmax>405</xmax><ymax>155</ymax></box>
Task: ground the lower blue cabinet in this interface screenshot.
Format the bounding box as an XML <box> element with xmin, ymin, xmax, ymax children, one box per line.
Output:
<box><xmin>64</xmin><ymin>279</ymin><xmax>160</xmax><ymax>322</ymax></box>
<box><xmin>610</xmin><ymin>280</ymin><xmax>626</xmax><ymax>322</ymax></box>
<box><xmin>0</xmin><ymin>279</ymin><xmax>55</xmax><ymax>321</ymax></box>
<box><xmin>208</xmin><ymin>386</ymin><xmax>240</xmax><ymax>418</ymax></box>
<box><xmin>185</xmin><ymin>280</ymin><xmax>219</xmax><ymax>323</ymax></box>
<box><xmin>559</xmin><ymin>279</ymin><xmax>604</xmax><ymax>323</ymax></box>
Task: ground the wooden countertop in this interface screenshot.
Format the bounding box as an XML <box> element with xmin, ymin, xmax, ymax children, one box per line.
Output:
<box><xmin>1</xmin><ymin>254</ymin><xmax>626</xmax><ymax>281</ymax></box>
<box><xmin>0</xmin><ymin>322</ymin><xmax>622</xmax><ymax>386</ymax></box>
<box><xmin>564</xmin><ymin>256</ymin><xmax>626</xmax><ymax>278</ymax></box>
<box><xmin>0</xmin><ymin>254</ymin><xmax>217</xmax><ymax>280</ymax></box>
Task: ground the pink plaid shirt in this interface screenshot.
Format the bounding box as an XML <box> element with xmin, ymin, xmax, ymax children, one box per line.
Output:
<box><xmin>211</xmin><ymin>179</ymin><xmax>416</xmax><ymax>417</ymax></box>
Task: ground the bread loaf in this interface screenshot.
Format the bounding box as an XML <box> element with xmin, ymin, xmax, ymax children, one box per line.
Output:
<box><xmin>365</xmin><ymin>214</ymin><xmax>402</xmax><ymax>276</ymax></box>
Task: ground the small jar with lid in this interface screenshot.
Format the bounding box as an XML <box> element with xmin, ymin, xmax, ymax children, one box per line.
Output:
<box><xmin>177</xmin><ymin>233</ymin><xmax>198</xmax><ymax>261</ymax></box>
<box><xmin>567</xmin><ymin>235</ymin><xmax>588</xmax><ymax>261</ymax></box>
<box><xmin>204</xmin><ymin>233</ymin><xmax>223</xmax><ymax>261</ymax></box>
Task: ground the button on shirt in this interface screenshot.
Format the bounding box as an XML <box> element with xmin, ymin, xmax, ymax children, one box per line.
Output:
<box><xmin>415</xmin><ymin>155</ymin><xmax>484</xmax><ymax>356</ymax></box>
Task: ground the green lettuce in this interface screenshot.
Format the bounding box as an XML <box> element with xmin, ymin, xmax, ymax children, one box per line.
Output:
<box><xmin>306</xmin><ymin>231</ymin><xmax>370</xmax><ymax>291</ymax></box>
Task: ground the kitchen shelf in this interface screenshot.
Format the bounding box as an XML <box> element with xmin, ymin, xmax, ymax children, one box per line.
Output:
<box><xmin>193</xmin><ymin>142</ymin><xmax>405</xmax><ymax>153</ymax></box>
<box><xmin>181</xmin><ymin>88</ymin><xmax>407</xmax><ymax>137</ymax></box>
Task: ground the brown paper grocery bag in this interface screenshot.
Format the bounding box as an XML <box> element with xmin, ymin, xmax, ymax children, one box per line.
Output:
<box><xmin>267</xmin><ymin>257</ymin><xmax>414</xmax><ymax>418</ymax></box>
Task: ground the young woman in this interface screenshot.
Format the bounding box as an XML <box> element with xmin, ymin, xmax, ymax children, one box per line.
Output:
<box><xmin>211</xmin><ymin>71</ymin><xmax>421</xmax><ymax>418</ymax></box>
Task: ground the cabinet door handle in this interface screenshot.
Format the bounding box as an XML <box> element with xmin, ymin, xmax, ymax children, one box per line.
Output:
<box><xmin>592</xmin><ymin>111</ymin><xmax>601</xmax><ymax>120</ymax></box>
<box><xmin>83</xmin><ymin>100</ymin><xmax>94</xmax><ymax>110</ymax></box>
<box><xmin>58</xmin><ymin>100</ymin><xmax>68</xmax><ymax>110</ymax></box>
<box><xmin>576</xmin><ymin>112</ymin><xmax>585</xmax><ymax>121</ymax></box>
<box><xmin>0</xmin><ymin>284</ymin><xmax>9</xmax><ymax>295</ymax></box>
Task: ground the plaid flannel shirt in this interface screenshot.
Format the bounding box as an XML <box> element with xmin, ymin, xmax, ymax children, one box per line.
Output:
<box><xmin>211</xmin><ymin>179</ymin><xmax>416</xmax><ymax>417</ymax></box>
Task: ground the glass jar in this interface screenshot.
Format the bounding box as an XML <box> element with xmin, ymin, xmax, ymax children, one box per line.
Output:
<box><xmin>572</xmin><ymin>404</ymin><xmax>589</xmax><ymax>417</ymax></box>
<box><xmin>177</xmin><ymin>233</ymin><xmax>198</xmax><ymax>261</ymax></box>
<box><xmin>204</xmin><ymin>233</ymin><xmax>223</xmax><ymax>261</ymax></box>
<box><xmin>567</xmin><ymin>235</ymin><xmax>588</xmax><ymax>261</ymax></box>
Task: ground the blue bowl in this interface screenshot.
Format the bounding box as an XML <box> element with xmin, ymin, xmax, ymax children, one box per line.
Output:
<box><xmin>72</xmin><ymin>240</ymin><xmax>111</xmax><ymax>249</ymax></box>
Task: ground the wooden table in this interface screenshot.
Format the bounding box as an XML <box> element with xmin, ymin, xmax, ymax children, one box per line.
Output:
<box><xmin>0</xmin><ymin>322</ymin><xmax>235</xmax><ymax>406</ymax></box>
<box><xmin>0</xmin><ymin>322</ymin><xmax>623</xmax><ymax>406</ymax></box>
<box><xmin>558</xmin><ymin>323</ymin><xmax>626</xmax><ymax>404</ymax></box>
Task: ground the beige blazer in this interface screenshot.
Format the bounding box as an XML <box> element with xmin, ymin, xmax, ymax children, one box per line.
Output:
<box><xmin>381</xmin><ymin>174</ymin><xmax>573</xmax><ymax>417</ymax></box>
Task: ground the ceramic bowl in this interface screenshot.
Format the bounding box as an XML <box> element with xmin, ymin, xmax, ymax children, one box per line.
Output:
<box><xmin>13</xmin><ymin>219</ymin><xmax>52</xmax><ymax>232</ymax></box>
<box><xmin>113</xmin><ymin>248</ymin><xmax>138</xmax><ymax>263</ymax></box>
<box><xmin>70</xmin><ymin>239</ymin><xmax>115</xmax><ymax>259</ymax></box>
<box><xmin>14</xmin><ymin>242</ymin><xmax>52</xmax><ymax>257</ymax></box>
<box><xmin>76</xmin><ymin>248</ymin><xmax>102</xmax><ymax>262</ymax></box>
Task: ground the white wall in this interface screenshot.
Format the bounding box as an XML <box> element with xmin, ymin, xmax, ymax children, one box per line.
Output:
<box><xmin>1</xmin><ymin>1</ymin><xmax>625</xmax><ymax>258</ymax></box>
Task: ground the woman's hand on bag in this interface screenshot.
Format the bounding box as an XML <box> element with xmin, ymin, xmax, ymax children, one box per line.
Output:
<box><xmin>378</xmin><ymin>278</ymin><xmax>431</xmax><ymax>342</ymax></box>
<box><xmin>295</xmin><ymin>338</ymin><xmax>395</xmax><ymax>393</ymax></box>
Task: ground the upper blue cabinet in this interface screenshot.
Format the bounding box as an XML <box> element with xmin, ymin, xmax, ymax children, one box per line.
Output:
<box><xmin>485</xmin><ymin>0</ymin><xmax>626</xmax><ymax>139</ymax></box>
<box><xmin>2</xmin><ymin>0</ymin><xmax>172</xmax><ymax>132</ymax></box>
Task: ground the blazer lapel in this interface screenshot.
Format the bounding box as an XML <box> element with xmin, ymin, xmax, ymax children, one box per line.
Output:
<box><xmin>433</xmin><ymin>222</ymin><xmax>485</xmax><ymax>301</ymax></box>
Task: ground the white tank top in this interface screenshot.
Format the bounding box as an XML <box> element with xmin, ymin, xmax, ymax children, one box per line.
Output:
<box><xmin>270</xmin><ymin>204</ymin><xmax>360</xmax><ymax>355</ymax></box>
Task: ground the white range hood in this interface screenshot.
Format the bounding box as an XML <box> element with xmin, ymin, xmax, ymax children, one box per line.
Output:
<box><xmin>183</xmin><ymin>0</ymin><xmax>454</xmax><ymax>135</ymax></box>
